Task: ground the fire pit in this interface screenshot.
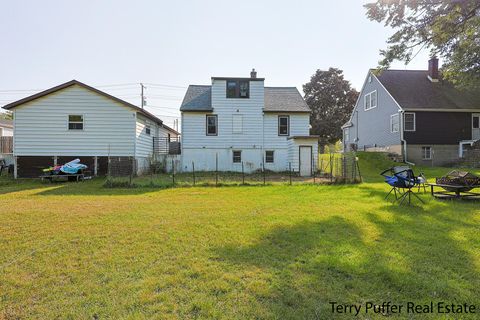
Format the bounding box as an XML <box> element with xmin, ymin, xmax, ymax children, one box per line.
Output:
<box><xmin>429</xmin><ymin>170</ymin><xmax>480</xmax><ymax>199</ymax></box>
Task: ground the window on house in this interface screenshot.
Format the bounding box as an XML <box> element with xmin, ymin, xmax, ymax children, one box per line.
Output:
<box><xmin>364</xmin><ymin>91</ymin><xmax>377</xmax><ymax>110</ymax></box>
<box><xmin>344</xmin><ymin>128</ymin><xmax>349</xmax><ymax>142</ymax></box>
<box><xmin>278</xmin><ymin>116</ymin><xmax>289</xmax><ymax>136</ymax></box>
<box><xmin>226</xmin><ymin>80</ymin><xmax>249</xmax><ymax>98</ymax></box>
<box><xmin>265</xmin><ymin>151</ymin><xmax>274</xmax><ymax>163</ymax></box>
<box><xmin>68</xmin><ymin>115</ymin><xmax>83</xmax><ymax>130</ymax></box>
<box><xmin>206</xmin><ymin>115</ymin><xmax>218</xmax><ymax>136</ymax></box>
<box><xmin>167</xmin><ymin>133</ymin><xmax>171</xmax><ymax>142</ymax></box>
<box><xmin>233</xmin><ymin>150</ymin><xmax>242</xmax><ymax>163</ymax></box>
<box><xmin>145</xmin><ymin>125</ymin><xmax>151</xmax><ymax>136</ymax></box>
<box><xmin>473</xmin><ymin>115</ymin><xmax>480</xmax><ymax>129</ymax></box>
<box><xmin>232</xmin><ymin>114</ymin><xmax>243</xmax><ymax>134</ymax></box>
<box><xmin>404</xmin><ymin>112</ymin><xmax>416</xmax><ymax>131</ymax></box>
<box><xmin>422</xmin><ymin>146</ymin><xmax>432</xmax><ymax>160</ymax></box>
<box><xmin>391</xmin><ymin>114</ymin><xmax>400</xmax><ymax>133</ymax></box>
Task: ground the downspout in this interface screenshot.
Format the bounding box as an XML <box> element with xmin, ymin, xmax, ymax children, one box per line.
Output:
<box><xmin>400</xmin><ymin>110</ymin><xmax>415</xmax><ymax>165</ymax></box>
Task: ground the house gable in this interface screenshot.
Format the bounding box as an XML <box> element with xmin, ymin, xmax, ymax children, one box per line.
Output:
<box><xmin>344</xmin><ymin>70</ymin><xmax>402</xmax><ymax>149</ymax></box>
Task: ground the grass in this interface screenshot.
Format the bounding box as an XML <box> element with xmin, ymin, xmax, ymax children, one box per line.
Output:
<box><xmin>0</xmin><ymin>153</ymin><xmax>479</xmax><ymax>319</ymax></box>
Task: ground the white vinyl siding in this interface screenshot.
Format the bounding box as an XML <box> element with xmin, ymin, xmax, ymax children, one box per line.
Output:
<box><xmin>13</xmin><ymin>85</ymin><xmax>135</xmax><ymax>156</ymax></box>
<box><xmin>135</xmin><ymin>114</ymin><xmax>158</xmax><ymax>158</ymax></box>
<box><xmin>232</xmin><ymin>114</ymin><xmax>243</xmax><ymax>134</ymax></box>
<box><xmin>181</xmin><ymin>78</ymin><xmax>311</xmax><ymax>173</ymax></box>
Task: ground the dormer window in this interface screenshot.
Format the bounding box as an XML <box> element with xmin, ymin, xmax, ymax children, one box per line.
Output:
<box><xmin>226</xmin><ymin>80</ymin><xmax>249</xmax><ymax>98</ymax></box>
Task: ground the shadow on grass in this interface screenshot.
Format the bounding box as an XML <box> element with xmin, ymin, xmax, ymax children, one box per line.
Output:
<box><xmin>213</xmin><ymin>213</ymin><xmax>479</xmax><ymax>319</ymax></box>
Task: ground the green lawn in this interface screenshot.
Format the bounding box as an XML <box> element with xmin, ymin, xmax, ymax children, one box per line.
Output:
<box><xmin>0</xmin><ymin>154</ymin><xmax>479</xmax><ymax>319</ymax></box>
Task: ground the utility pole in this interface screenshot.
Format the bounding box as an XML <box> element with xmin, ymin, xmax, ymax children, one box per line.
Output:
<box><xmin>140</xmin><ymin>83</ymin><xmax>146</xmax><ymax>109</ymax></box>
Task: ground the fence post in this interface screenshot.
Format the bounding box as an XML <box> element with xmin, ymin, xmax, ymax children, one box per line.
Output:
<box><xmin>262</xmin><ymin>162</ymin><xmax>266</xmax><ymax>185</ymax></box>
<box><xmin>289</xmin><ymin>162</ymin><xmax>292</xmax><ymax>185</ymax></box>
<box><xmin>129</xmin><ymin>157</ymin><xmax>134</xmax><ymax>187</ymax></box>
<box><xmin>215</xmin><ymin>153</ymin><xmax>218</xmax><ymax>187</ymax></box>
<box><xmin>329</xmin><ymin>153</ymin><xmax>333</xmax><ymax>182</ymax></box>
<box><xmin>192</xmin><ymin>161</ymin><xmax>195</xmax><ymax>186</ymax></box>
<box><xmin>172</xmin><ymin>159</ymin><xmax>175</xmax><ymax>186</ymax></box>
<box><xmin>242</xmin><ymin>161</ymin><xmax>245</xmax><ymax>185</ymax></box>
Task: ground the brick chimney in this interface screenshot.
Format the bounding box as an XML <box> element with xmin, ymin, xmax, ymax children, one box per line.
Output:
<box><xmin>428</xmin><ymin>57</ymin><xmax>439</xmax><ymax>82</ymax></box>
<box><xmin>250</xmin><ymin>68</ymin><xmax>257</xmax><ymax>79</ymax></box>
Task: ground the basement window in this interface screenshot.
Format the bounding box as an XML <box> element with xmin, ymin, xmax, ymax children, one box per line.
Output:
<box><xmin>233</xmin><ymin>150</ymin><xmax>242</xmax><ymax>163</ymax></box>
<box><xmin>422</xmin><ymin>146</ymin><xmax>432</xmax><ymax>160</ymax></box>
<box><xmin>265</xmin><ymin>151</ymin><xmax>274</xmax><ymax>163</ymax></box>
<box><xmin>68</xmin><ymin>115</ymin><xmax>83</xmax><ymax>130</ymax></box>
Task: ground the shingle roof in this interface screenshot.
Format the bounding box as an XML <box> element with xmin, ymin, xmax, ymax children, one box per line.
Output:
<box><xmin>180</xmin><ymin>85</ymin><xmax>212</xmax><ymax>111</ymax></box>
<box><xmin>264</xmin><ymin>87</ymin><xmax>310</xmax><ymax>112</ymax></box>
<box><xmin>375</xmin><ymin>70</ymin><xmax>480</xmax><ymax>111</ymax></box>
<box><xmin>2</xmin><ymin>80</ymin><xmax>165</xmax><ymax>124</ymax></box>
<box><xmin>0</xmin><ymin>119</ymin><xmax>13</xmax><ymax>128</ymax></box>
<box><xmin>180</xmin><ymin>85</ymin><xmax>310</xmax><ymax>112</ymax></box>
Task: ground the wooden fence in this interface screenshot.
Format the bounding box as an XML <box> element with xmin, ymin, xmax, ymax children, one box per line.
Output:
<box><xmin>0</xmin><ymin>136</ymin><xmax>13</xmax><ymax>154</ymax></box>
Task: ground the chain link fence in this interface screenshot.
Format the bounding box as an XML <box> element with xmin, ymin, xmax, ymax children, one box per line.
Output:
<box><xmin>104</xmin><ymin>151</ymin><xmax>362</xmax><ymax>188</ymax></box>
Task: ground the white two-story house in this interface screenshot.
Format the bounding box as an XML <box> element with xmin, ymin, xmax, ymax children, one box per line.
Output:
<box><xmin>180</xmin><ymin>70</ymin><xmax>318</xmax><ymax>176</ymax></box>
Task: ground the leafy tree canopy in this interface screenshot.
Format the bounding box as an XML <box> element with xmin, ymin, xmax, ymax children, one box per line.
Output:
<box><xmin>303</xmin><ymin>68</ymin><xmax>359</xmax><ymax>145</ymax></box>
<box><xmin>0</xmin><ymin>111</ymin><xmax>13</xmax><ymax>120</ymax></box>
<box><xmin>365</xmin><ymin>0</ymin><xmax>480</xmax><ymax>89</ymax></box>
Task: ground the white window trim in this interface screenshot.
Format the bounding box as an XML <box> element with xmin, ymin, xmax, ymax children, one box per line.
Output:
<box><xmin>364</xmin><ymin>90</ymin><xmax>377</xmax><ymax>111</ymax></box>
<box><xmin>67</xmin><ymin>114</ymin><xmax>84</xmax><ymax>131</ymax></box>
<box><xmin>422</xmin><ymin>146</ymin><xmax>432</xmax><ymax>160</ymax></box>
<box><xmin>232</xmin><ymin>150</ymin><xmax>242</xmax><ymax>163</ymax></box>
<box><xmin>145</xmin><ymin>124</ymin><xmax>151</xmax><ymax>136</ymax></box>
<box><xmin>265</xmin><ymin>150</ymin><xmax>274</xmax><ymax>163</ymax></box>
<box><xmin>404</xmin><ymin>112</ymin><xmax>416</xmax><ymax>132</ymax></box>
<box><xmin>472</xmin><ymin>114</ymin><xmax>480</xmax><ymax>129</ymax></box>
<box><xmin>390</xmin><ymin>114</ymin><xmax>400</xmax><ymax>133</ymax></box>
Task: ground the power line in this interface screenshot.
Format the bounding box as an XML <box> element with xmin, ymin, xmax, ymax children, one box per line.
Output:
<box><xmin>143</xmin><ymin>82</ymin><xmax>187</xmax><ymax>89</ymax></box>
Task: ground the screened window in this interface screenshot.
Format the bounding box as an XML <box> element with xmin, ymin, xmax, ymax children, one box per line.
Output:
<box><xmin>364</xmin><ymin>91</ymin><xmax>377</xmax><ymax>110</ymax></box>
<box><xmin>278</xmin><ymin>116</ymin><xmax>289</xmax><ymax>136</ymax></box>
<box><xmin>422</xmin><ymin>146</ymin><xmax>432</xmax><ymax>160</ymax></box>
<box><xmin>265</xmin><ymin>151</ymin><xmax>274</xmax><ymax>163</ymax></box>
<box><xmin>206</xmin><ymin>115</ymin><xmax>218</xmax><ymax>136</ymax></box>
<box><xmin>226</xmin><ymin>80</ymin><xmax>249</xmax><ymax>98</ymax></box>
<box><xmin>233</xmin><ymin>150</ymin><xmax>242</xmax><ymax>163</ymax></box>
<box><xmin>145</xmin><ymin>125</ymin><xmax>151</xmax><ymax>136</ymax></box>
<box><xmin>391</xmin><ymin>114</ymin><xmax>400</xmax><ymax>133</ymax></box>
<box><xmin>404</xmin><ymin>112</ymin><xmax>416</xmax><ymax>131</ymax></box>
<box><xmin>68</xmin><ymin>115</ymin><xmax>83</xmax><ymax>130</ymax></box>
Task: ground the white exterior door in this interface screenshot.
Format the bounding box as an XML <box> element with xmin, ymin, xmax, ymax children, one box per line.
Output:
<box><xmin>299</xmin><ymin>146</ymin><xmax>312</xmax><ymax>176</ymax></box>
<box><xmin>473</xmin><ymin>114</ymin><xmax>480</xmax><ymax>140</ymax></box>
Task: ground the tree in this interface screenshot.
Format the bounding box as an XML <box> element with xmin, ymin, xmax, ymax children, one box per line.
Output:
<box><xmin>365</xmin><ymin>0</ymin><xmax>480</xmax><ymax>89</ymax></box>
<box><xmin>303</xmin><ymin>68</ymin><xmax>359</xmax><ymax>146</ymax></box>
<box><xmin>0</xmin><ymin>111</ymin><xmax>13</xmax><ymax>120</ymax></box>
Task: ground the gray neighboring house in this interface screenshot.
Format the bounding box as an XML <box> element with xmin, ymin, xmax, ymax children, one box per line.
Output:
<box><xmin>343</xmin><ymin>57</ymin><xmax>480</xmax><ymax>165</ymax></box>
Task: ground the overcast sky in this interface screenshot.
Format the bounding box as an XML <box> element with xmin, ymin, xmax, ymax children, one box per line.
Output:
<box><xmin>0</xmin><ymin>0</ymin><xmax>430</xmax><ymax>127</ymax></box>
